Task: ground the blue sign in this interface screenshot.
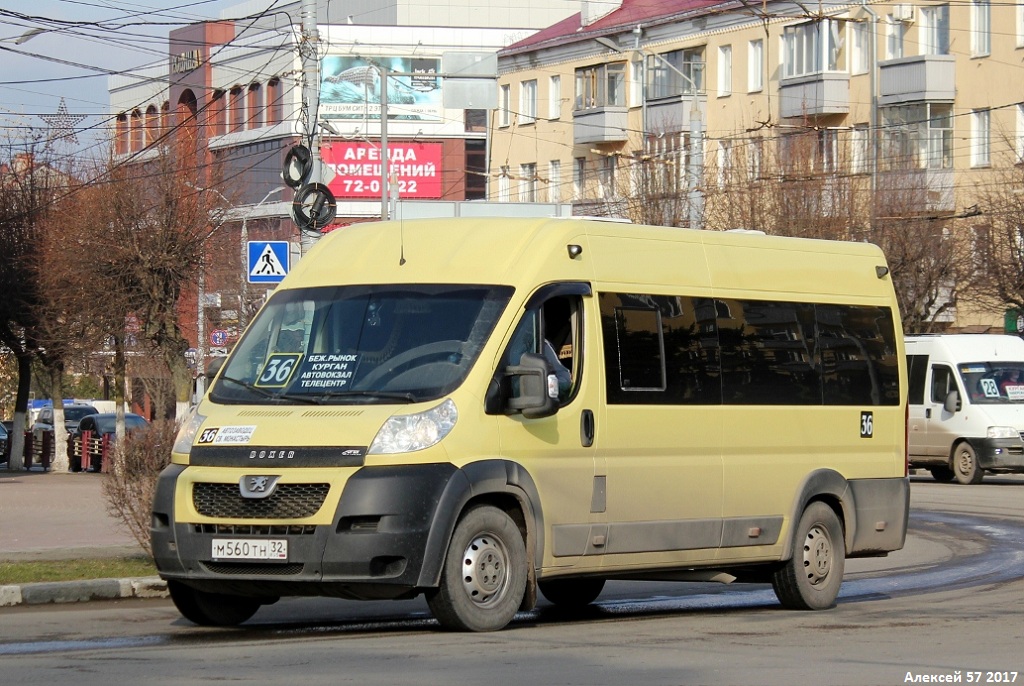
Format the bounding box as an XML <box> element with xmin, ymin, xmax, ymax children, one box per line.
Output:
<box><xmin>248</xmin><ymin>241</ymin><xmax>290</xmax><ymax>283</ymax></box>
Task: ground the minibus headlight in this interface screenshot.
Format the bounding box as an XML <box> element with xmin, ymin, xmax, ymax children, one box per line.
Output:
<box><xmin>172</xmin><ymin>407</ymin><xmax>207</xmax><ymax>455</ymax></box>
<box><xmin>368</xmin><ymin>399</ymin><xmax>458</xmax><ymax>454</ymax></box>
<box><xmin>986</xmin><ymin>425</ymin><xmax>1019</xmax><ymax>440</ymax></box>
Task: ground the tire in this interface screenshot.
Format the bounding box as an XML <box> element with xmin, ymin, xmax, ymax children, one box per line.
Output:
<box><xmin>427</xmin><ymin>505</ymin><xmax>527</xmax><ymax>632</ymax></box>
<box><xmin>929</xmin><ymin>466</ymin><xmax>955</xmax><ymax>483</ymax></box>
<box><xmin>539</xmin><ymin>577</ymin><xmax>605</xmax><ymax>608</ymax></box>
<box><xmin>771</xmin><ymin>501</ymin><xmax>845</xmax><ymax>610</ymax></box>
<box><xmin>167</xmin><ymin>580</ymin><xmax>263</xmax><ymax>627</ymax></box>
<box><xmin>953</xmin><ymin>442</ymin><xmax>984</xmax><ymax>484</ymax></box>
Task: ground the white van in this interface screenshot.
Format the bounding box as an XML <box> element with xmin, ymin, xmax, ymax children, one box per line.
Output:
<box><xmin>906</xmin><ymin>334</ymin><xmax>1024</xmax><ymax>484</ymax></box>
<box><xmin>154</xmin><ymin>217</ymin><xmax>909</xmax><ymax>630</ymax></box>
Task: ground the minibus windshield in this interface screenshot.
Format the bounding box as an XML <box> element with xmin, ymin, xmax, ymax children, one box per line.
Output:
<box><xmin>958</xmin><ymin>361</ymin><xmax>1024</xmax><ymax>404</ymax></box>
<box><xmin>211</xmin><ymin>284</ymin><xmax>513</xmax><ymax>405</ymax></box>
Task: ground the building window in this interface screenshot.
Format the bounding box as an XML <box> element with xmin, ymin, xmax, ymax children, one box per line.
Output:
<box><xmin>747</xmin><ymin>39</ymin><xmax>763</xmax><ymax>92</ymax></box>
<box><xmin>575</xmin><ymin>62</ymin><xmax>626</xmax><ymax>110</ymax></box>
<box><xmin>548</xmin><ymin>160</ymin><xmax>561</xmax><ymax>202</ymax></box>
<box><xmin>499</xmin><ymin>85</ymin><xmax>511</xmax><ymax>127</ymax></box>
<box><xmin>1016</xmin><ymin>104</ymin><xmax>1024</xmax><ymax>163</ymax></box>
<box><xmin>851</xmin><ymin>124</ymin><xmax>870</xmax><ymax>174</ymax></box>
<box><xmin>520</xmin><ymin>163</ymin><xmax>537</xmax><ymax>201</ymax></box>
<box><xmin>647</xmin><ymin>48</ymin><xmax>704</xmax><ymax>99</ymax></box>
<box><xmin>247</xmin><ymin>83</ymin><xmax>263</xmax><ymax>128</ymax></box>
<box><xmin>548</xmin><ymin>76</ymin><xmax>561</xmax><ymax>119</ymax></box>
<box><xmin>971</xmin><ymin>0</ymin><xmax>991</xmax><ymax>56</ymax></box>
<box><xmin>598</xmin><ymin>157</ymin><xmax>616</xmax><ymax>199</ymax></box>
<box><xmin>210</xmin><ymin>90</ymin><xmax>226</xmax><ymax>136</ymax></box>
<box><xmin>520</xmin><ymin>79</ymin><xmax>537</xmax><ymax>124</ymax></box>
<box><xmin>818</xmin><ymin>129</ymin><xmax>838</xmax><ymax>173</ymax></box>
<box><xmin>851</xmin><ymin>20</ymin><xmax>869</xmax><ymax>75</ymax></box>
<box><xmin>972</xmin><ymin>109</ymin><xmax>991</xmax><ymax>167</ymax></box>
<box><xmin>266</xmin><ymin>78</ymin><xmax>282</xmax><ymax>126</ymax></box>
<box><xmin>885</xmin><ymin>15</ymin><xmax>906</xmax><ymax>60</ymax></box>
<box><xmin>498</xmin><ymin>166</ymin><xmax>511</xmax><ymax>202</ymax></box>
<box><xmin>881</xmin><ymin>103</ymin><xmax>953</xmax><ymax>170</ymax></box>
<box><xmin>130</xmin><ymin>109</ymin><xmax>143</xmax><ymax>151</ymax></box>
<box><xmin>573</xmin><ymin>157</ymin><xmax>586</xmax><ymax>199</ymax></box>
<box><xmin>1018</xmin><ymin>1</ymin><xmax>1024</xmax><ymax>48</ymax></box>
<box><xmin>717</xmin><ymin>45</ymin><xmax>732</xmax><ymax>97</ymax></box>
<box><xmin>782</xmin><ymin>19</ymin><xmax>841</xmax><ymax>78</ymax></box>
<box><xmin>717</xmin><ymin>140</ymin><xmax>733</xmax><ymax>187</ymax></box>
<box><xmin>920</xmin><ymin>5</ymin><xmax>950</xmax><ymax>56</ymax></box>
<box><xmin>115</xmin><ymin>114</ymin><xmax>129</xmax><ymax>155</ymax></box>
<box><xmin>145</xmin><ymin>105</ymin><xmax>159</xmax><ymax>146</ymax></box>
<box><xmin>629</xmin><ymin>59</ymin><xmax>643</xmax><ymax>107</ymax></box>
<box><xmin>230</xmin><ymin>86</ymin><xmax>245</xmax><ymax>132</ymax></box>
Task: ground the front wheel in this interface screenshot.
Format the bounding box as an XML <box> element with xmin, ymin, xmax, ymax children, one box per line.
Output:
<box><xmin>167</xmin><ymin>580</ymin><xmax>264</xmax><ymax>626</ymax></box>
<box><xmin>953</xmin><ymin>442</ymin><xmax>984</xmax><ymax>484</ymax></box>
<box><xmin>427</xmin><ymin>505</ymin><xmax>527</xmax><ymax>632</ymax></box>
<box><xmin>771</xmin><ymin>501</ymin><xmax>845</xmax><ymax>610</ymax></box>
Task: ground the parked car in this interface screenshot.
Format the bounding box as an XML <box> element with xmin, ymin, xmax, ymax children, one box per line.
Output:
<box><xmin>71</xmin><ymin>412</ymin><xmax>149</xmax><ymax>472</ymax></box>
<box><xmin>0</xmin><ymin>422</ymin><xmax>8</xmax><ymax>462</ymax></box>
<box><xmin>31</xmin><ymin>404</ymin><xmax>98</xmax><ymax>444</ymax></box>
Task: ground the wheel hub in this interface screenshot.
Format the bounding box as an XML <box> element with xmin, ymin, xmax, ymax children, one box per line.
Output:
<box><xmin>461</xmin><ymin>533</ymin><xmax>509</xmax><ymax>606</ymax></box>
<box><xmin>802</xmin><ymin>524</ymin><xmax>833</xmax><ymax>586</ymax></box>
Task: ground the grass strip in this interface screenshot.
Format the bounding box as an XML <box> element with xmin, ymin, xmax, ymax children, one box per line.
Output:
<box><xmin>0</xmin><ymin>557</ymin><xmax>157</xmax><ymax>585</ymax></box>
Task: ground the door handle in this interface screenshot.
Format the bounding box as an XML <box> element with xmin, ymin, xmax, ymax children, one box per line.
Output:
<box><xmin>926</xmin><ymin>408</ymin><xmax>931</xmax><ymax>419</ymax></box>
<box><xmin>580</xmin><ymin>409</ymin><xmax>595</xmax><ymax>447</ymax></box>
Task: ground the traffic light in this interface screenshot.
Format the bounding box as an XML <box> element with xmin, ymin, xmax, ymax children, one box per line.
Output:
<box><xmin>283</xmin><ymin>144</ymin><xmax>337</xmax><ymax>232</ymax></box>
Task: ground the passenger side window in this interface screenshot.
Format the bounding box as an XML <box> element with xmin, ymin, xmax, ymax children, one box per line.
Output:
<box><xmin>907</xmin><ymin>354</ymin><xmax>929</xmax><ymax>404</ymax></box>
<box><xmin>501</xmin><ymin>295</ymin><xmax>581</xmax><ymax>404</ymax></box>
<box><xmin>930</xmin><ymin>365</ymin><xmax>955</xmax><ymax>403</ymax></box>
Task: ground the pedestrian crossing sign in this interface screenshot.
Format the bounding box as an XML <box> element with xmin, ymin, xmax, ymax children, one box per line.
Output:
<box><xmin>248</xmin><ymin>241</ymin><xmax>289</xmax><ymax>283</ymax></box>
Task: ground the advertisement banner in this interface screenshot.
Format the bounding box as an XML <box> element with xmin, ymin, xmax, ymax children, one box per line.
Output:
<box><xmin>321</xmin><ymin>141</ymin><xmax>444</xmax><ymax>199</ymax></box>
<box><xmin>320</xmin><ymin>56</ymin><xmax>441</xmax><ymax>121</ymax></box>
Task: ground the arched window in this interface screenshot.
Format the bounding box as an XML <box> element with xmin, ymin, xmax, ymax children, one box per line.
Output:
<box><xmin>130</xmin><ymin>109</ymin><xmax>143</xmax><ymax>151</ymax></box>
<box><xmin>210</xmin><ymin>89</ymin><xmax>226</xmax><ymax>136</ymax></box>
<box><xmin>247</xmin><ymin>82</ymin><xmax>262</xmax><ymax>128</ymax></box>
<box><xmin>115</xmin><ymin>114</ymin><xmax>129</xmax><ymax>155</ymax></box>
<box><xmin>266</xmin><ymin>78</ymin><xmax>283</xmax><ymax>126</ymax></box>
<box><xmin>230</xmin><ymin>86</ymin><xmax>244</xmax><ymax>133</ymax></box>
<box><xmin>161</xmin><ymin>101</ymin><xmax>171</xmax><ymax>137</ymax></box>
<box><xmin>145</xmin><ymin>105</ymin><xmax>159</xmax><ymax>146</ymax></box>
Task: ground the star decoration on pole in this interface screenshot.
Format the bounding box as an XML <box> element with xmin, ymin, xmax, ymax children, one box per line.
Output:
<box><xmin>39</xmin><ymin>98</ymin><xmax>86</xmax><ymax>145</ymax></box>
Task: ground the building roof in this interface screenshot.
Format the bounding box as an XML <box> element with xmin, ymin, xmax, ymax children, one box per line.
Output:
<box><xmin>502</xmin><ymin>0</ymin><xmax>728</xmax><ymax>55</ymax></box>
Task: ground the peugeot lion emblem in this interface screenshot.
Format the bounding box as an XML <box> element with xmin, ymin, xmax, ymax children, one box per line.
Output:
<box><xmin>239</xmin><ymin>475</ymin><xmax>280</xmax><ymax>499</ymax></box>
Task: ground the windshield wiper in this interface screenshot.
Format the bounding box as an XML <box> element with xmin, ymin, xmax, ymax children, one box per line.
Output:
<box><xmin>312</xmin><ymin>390</ymin><xmax>418</xmax><ymax>403</ymax></box>
<box><xmin>217</xmin><ymin>375</ymin><xmax>320</xmax><ymax>405</ymax></box>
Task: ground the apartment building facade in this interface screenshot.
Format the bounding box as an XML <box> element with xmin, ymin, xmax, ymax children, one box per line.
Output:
<box><xmin>491</xmin><ymin>0</ymin><xmax>1024</xmax><ymax>331</ymax></box>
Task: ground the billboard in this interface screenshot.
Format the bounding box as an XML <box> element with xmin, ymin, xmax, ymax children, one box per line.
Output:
<box><xmin>321</xmin><ymin>141</ymin><xmax>443</xmax><ymax>199</ymax></box>
<box><xmin>320</xmin><ymin>56</ymin><xmax>441</xmax><ymax>121</ymax></box>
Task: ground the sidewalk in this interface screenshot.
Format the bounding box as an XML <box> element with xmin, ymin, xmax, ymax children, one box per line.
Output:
<box><xmin>0</xmin><ymin>467</ymin><xmax>168</xmax><ymax>607</ymax></box>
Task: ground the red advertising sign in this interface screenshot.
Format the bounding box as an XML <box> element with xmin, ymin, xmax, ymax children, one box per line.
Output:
<box><xmin>321</xmin><ymin>141</ymin><xmax>443</xmax><ymax>199</ymax></box>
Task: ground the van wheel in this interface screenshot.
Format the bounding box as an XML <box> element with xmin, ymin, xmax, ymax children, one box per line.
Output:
<box><xmin>539</xmin><ymin>578</ymin><xmax>605</xmax><ymax>608</ymax></box>
<box><xmin>929</xmin><ymin>466</ymin><xmax>955</xmax><ymax>482</ymax></box>
<box><xmin>167</xmin><ymin>580</ymin><xmax>262</xmax><ymax>626</ymax></box>
<box><xmin>427</xmin><ymin>505</ymin><xmax>527</xmax><ymax>632</ymax></box>
<box><xmin>771</xmin><ymin>501</ymin><xmax>845</xmax><ymax>610</ymax></box>
<box><xmin>953</xmin><ymin>443</ymin><xmax>984</xmax><ymax>485</ymax></box>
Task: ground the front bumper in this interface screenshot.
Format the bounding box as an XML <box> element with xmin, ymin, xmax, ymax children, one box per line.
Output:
<box><xmin>974</xmin><ymin>438</ymin><xmax>1024</xmax><ymax>472</ymax></box>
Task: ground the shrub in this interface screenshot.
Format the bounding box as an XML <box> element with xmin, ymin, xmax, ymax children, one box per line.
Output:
<box><xmin>102</xmin><ymin>417</ymin><xmax>177</xmax><ymax>557</ymax></box>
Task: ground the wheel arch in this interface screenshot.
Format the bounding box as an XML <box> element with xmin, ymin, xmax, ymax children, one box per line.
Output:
<box><xmin>783</xmin><ymin>469</ymin><xmax>854</xmax><ymax>561</ymax></box>
<box><xmin>417</xmin><ymin>459</ymin><xmax>542</xmax><ymax>609</ymax></box>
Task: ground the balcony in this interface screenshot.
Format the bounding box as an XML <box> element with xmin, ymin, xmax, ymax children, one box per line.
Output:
<box><xmin>778</xmin><ymin>72</ymin><xmax>850</xmax><ymax>118</ymax></box>
<box><xmin>879</xmin><ymin>55</ymin><xmax>955</xmax><ymax>106</ymax></box>
<box><xmin>645</xmin><ymin>94</ymin><xmax>706</xmax><ymax>134</ymax></box>
<box><xmin>876</xmin><ymin>168</ymin><xmax>955</xmax><ymax>214</ymax></box>
<box><xmin>573</xmin><ymin>106</ymin><xmax>629</xmax><ymax>145</ymax></box>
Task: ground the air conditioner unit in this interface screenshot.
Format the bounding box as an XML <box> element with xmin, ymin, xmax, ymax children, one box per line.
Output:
<box><xmin>893</xmin><ymin>4</ymin><xmax>915</xmax><ymax>22</ymax></box>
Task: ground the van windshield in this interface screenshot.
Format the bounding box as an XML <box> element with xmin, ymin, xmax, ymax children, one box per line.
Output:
<box><xmin>958</xmin><ymin>362</ymin><xmax>1024</xmax><ymax>404</ymax></box>
<box><xmin>210</xmin><ymin>284</ymin><xmax>513</xmax><ymax>405</ymax></box>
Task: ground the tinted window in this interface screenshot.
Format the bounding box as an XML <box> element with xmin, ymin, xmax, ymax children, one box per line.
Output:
<box><xmin>931</xmin><ymin>365</ymin><xmax>955</xmax><ymax>403</ymax></box>
<box><xmin>65</xmin><ymin>407</ymin><xmax>97</xmax><ymax>421</ymax></box>
<box><xmin>600</xmin><ymin>291</ymin><xmax>900</xmax><ymax>406</ymax></box>
<box><xmin>906</xmin><ymin>354</ymin><xmax>929</xmax><ymax>405</ymax></box>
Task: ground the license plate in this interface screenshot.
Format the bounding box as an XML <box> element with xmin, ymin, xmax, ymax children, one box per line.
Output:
<box><xmin>211</xmin><ymin>538</ymin><xmax>288</xmax><ymax>561</ymax></box>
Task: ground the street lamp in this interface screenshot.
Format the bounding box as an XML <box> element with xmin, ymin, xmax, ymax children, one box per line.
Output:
<box><xmin>595</xmin><ymin>35</ymin><xmax>704</xmax><ymax>230</ymax></box>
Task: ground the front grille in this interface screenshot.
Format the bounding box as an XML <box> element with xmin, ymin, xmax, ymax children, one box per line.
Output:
<box><xmin>202</xmin><ymin>562</ymin><xmax>304</xmax><ymax>576</ymax></box>
<box><xmin>193</xmin><ymin>524</ymin><xmax>317</xmax><ymax>536</ymax></box>
<box><xmin>192</xmin><ymin>483</ymin><xmax>330</xmax><ymax>519</ymax></box>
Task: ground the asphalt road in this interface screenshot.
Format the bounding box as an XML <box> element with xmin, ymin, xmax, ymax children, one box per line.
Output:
<box><xmin>2</xmin><ymin>474</ymin><xmax>1023</xmax><ymax>686</ymax></box>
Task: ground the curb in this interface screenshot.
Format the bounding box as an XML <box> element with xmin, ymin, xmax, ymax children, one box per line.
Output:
<box><xmin>0</xmin><ymin>576</ymin><xmax>168</xmax><ymax>607</ymax></box>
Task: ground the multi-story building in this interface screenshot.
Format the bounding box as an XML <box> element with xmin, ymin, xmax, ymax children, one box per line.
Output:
<box><xmin>107</xmin><ymin>0</ymin><xmax>579</xmax><ymax>370</ymax></box>
<box><xmin>491</xmin><ymin>0</ymin><xmax>1024</xmax><ymax>331</ymax></box>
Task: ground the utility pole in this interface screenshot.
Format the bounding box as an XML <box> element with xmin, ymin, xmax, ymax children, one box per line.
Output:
<box><xmin>300</xmin><ymin>0</ymin><xmax>321</xmax><ymax>253</ymax></box>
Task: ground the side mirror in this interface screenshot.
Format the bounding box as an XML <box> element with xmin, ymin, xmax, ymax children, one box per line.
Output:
<box><xmin>944</xmin><ymin>389</ymin><xmax>960</xmax><ymax>414</ymax></box>
<box><xmin>205</xmin><ymin>357</ymin><xmax>226</xmax><ymax>382</ymax></box>
<box><xmin>507</xmin><ymin>352</ymin><xmax>559</xmax><ymax>419</ymax></box>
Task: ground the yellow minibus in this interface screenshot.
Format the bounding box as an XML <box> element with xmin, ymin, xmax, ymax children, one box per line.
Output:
<box><xmin>154</xmin><ymin>217</ymin><xmax>909</xmax><ymax>630</ymax></box>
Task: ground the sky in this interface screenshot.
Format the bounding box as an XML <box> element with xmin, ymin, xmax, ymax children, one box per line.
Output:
<box><xmin>0</xmin><ymin>0</ymin><xmax>249</xmax><ymax>157</ymax></box>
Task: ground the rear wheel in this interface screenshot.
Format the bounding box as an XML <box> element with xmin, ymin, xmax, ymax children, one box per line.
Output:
<box><xmin>539</xmin><ymin>577</ymin><xmax>605</xmax><ymax>608</ymax></box>
<box><xmin>167</xmin><ymin>580</ymin><xmax>264</xmax><ymax>626</ymax></box>
<box><xmin>427</xmin><ymin>505</ymin><xmax>527</xmax><ymax>632</ymax></box>
<box><xmin>929</xmin><ymin>466</ymin><xmax>955</xmax><ymax>483</ymax></box>
<box><xmin>953</xmin><ymin>442</ymin><xmax>984</xmax><ymax>484</ymax></box>
<box><xmin>771</xmin><ymin>501</ymin><xmax>845</xmax><ymax>610</ymax></box>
